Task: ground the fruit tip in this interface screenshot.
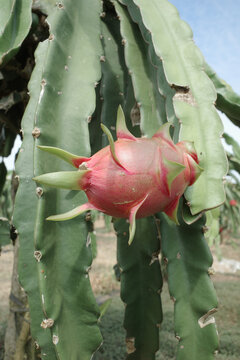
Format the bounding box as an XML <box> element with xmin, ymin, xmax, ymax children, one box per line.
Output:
<box><xmin>46</xmin><ymin>215</ymin><xmax>56</xmax><ymax>221</ymax></box>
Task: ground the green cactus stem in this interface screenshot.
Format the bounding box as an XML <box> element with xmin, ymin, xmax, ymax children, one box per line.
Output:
<box><xmin>0</xmin><ymin>0</ymin><xmax>32</xmax><ymax>65</ymax></box>
<box><xmin>159</xmin><ymin>206</ymin><xmax>219</xmax><ymax>360</ymax></box>
<box><xmin>114</xmin><ymin>216</ymin><xmax>163</xmax><ymax>359</ymax></box>
<box><xmin>13</xmin><ymin>1</ymin><xmax>104</xmax><ymax>358</ymax></box>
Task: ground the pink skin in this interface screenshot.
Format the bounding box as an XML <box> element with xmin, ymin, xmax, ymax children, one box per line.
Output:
<box><xmin>75</xmin><ymin>135</ymin><xmax>200</xmax><ymax>220</ymax></box>
<box><xmin>34</xmin><ymin>112</ymin><xmax>202</xmax><ymax>237</ymax></box>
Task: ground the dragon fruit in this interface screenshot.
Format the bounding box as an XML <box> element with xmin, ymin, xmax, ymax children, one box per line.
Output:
<box><xmin>33</xmin><ymin>107</ymin><xmax>203</xmax><ymax>243</ymax></box>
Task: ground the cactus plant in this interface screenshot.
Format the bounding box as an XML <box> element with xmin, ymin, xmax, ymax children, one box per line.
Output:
<box><xmin>115</xmin><ymin>216</ymin><xmax>163</xmax><ymax>359</ymax></box>
<box><xmin>218</xmin><ymin>133</ymin><xmax>240</xmax><ymax>235</ymax></box>
<box><xmin>0</xmin><ymin>0</ymin><xmax>233</xmax><ymax>359</ymax></box>
<box><xmin>159</xmin><ymin>208</ymin><xmax>219</xmax><ymax>360</ymax></box>
<box><xmin>13</xmin><ymin>1</ymin><xmax>103</xmax><ymax>358</ymax></box>
<box><xmin>205</xmin><ymin>63</ymin><xmax>240</xmax><ymax>127</ymax></box>
<box><xmin>0</xmin><ymin>0</ymin><xmax>32</xmax><ymax>65</ymax></box>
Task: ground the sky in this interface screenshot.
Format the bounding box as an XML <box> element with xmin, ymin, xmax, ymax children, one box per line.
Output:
<box><xmin>4</xmin><ymin>0</ymin><xmax>240</xmax><ymax>169</ymax></box>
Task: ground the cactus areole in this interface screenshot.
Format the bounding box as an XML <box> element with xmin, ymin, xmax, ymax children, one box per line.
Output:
<box><xmin>34</xmin><ymin>107</ymin><xmax>203</xmax><ymax>243</ymax></box>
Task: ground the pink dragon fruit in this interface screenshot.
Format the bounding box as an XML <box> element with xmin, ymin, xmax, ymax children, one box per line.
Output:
<box><xmin>34</xmin><ymin>107</ymin><xmax>203</xmax><ymax>243</ymax></box>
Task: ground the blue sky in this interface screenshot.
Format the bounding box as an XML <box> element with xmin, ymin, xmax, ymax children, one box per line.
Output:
<box><xmin>170</xmin><ymin>0</ymin><xmax>240</xmax><ymax>92</ymax></box>
<box><xmin>4</xmin><ymin>1</ymin><xmax>240</xmax><ymax>169</ymax></box>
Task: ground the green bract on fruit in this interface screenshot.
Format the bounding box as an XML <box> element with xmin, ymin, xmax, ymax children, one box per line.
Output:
<box><xmin>33</xmin><ymin>107</ymin><xmax>203</xmax><ymax>244</ymax></box>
